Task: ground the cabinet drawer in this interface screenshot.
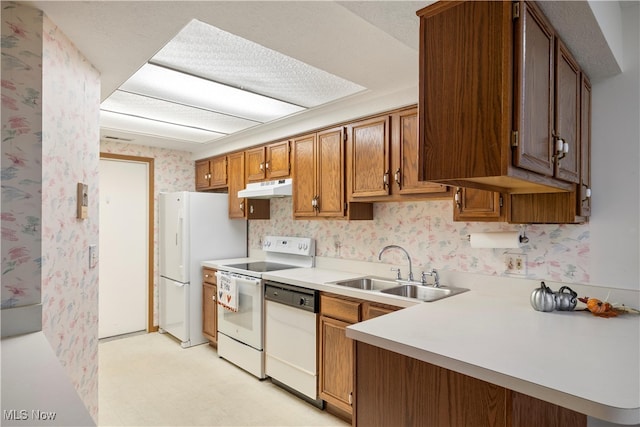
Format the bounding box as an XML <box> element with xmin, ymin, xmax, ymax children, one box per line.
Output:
<box><xmin>320</xmin><ymin>294</ymin><xmax>361</xmax><ymax>323</ymax></box>
<box><xmin>203</xmin><ymin>268</ymin><xmax>217</xmax><ymax>285</ymax></box>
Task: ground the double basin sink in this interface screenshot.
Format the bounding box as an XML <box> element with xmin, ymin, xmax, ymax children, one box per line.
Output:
<box><xmin>328</xmin><ymin>277</ymin><xmax>469</xmax><ymax>302</ymax></box>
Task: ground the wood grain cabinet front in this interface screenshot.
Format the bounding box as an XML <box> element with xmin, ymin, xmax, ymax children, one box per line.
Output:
<box><xmin>202</xmin><ymin>268</ymin><xmax>217</xmax><ymax>344</ymax></box>
<box><xmin>319</xmin><ymin>294</ymin><xmax>361</xmax><ymax>418</ymax></box>
<box><xmin>292</xmin><ymin>128</ymin><xmax>372</xmax><ymax>220</ymax></box>
<box><xmin>355</xmin><ymin>341</ymin><xmax>586</xmax><ymax>427</ymax></box>
<box><xmin>453</xmin><ymin>187</ymin><xmax>507</xmax><ymax>222</ymax></box>
<box><xmin>346</xmin><ymin>108</ymin><xmax>450</xmax><ymax>203</ymax></box>
<box><xmin>416</xmin><ymin>0</ymin><xmax>587</xmax><ymax>194</ymax></box>
<box><xmin>227</xmin><ymin>151</ymin><xmax>270</xmax><ymax>220</ymax></box>
<box><xmin>245</xmin><ymin>140</ymin><xmax>291</xmax><ymax>183</ymax></box>
<box><xmin>195</xmin><ymin>156</ymin><xmax>227</xmax><ymax>191</ymax></box>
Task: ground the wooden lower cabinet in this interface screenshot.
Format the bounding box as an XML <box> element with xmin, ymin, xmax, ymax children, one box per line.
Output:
<box><xmin>355</xmin><ymin>342</ymin><xmax>586</xmax><ymax>427</ymax></box>
<box><xmin>202</xmin><ymin>268</ymin><xmax>217</xmax><ymax>344</ymax></box>
<box><xmin>319</xmin><ymin>294</ymin><xmax>360</xmax><ymax>417</ymax></box>
<box><xmin>318</xmin><ymin>294</ymin><xmax>401</xmax><ymax>423</ymax></box>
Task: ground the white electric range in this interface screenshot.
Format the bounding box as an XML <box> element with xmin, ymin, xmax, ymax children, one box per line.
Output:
<box><xmin>213</xmin><ymin>236</ymin><xmax>315</xmax><ymax>379</ymax></box>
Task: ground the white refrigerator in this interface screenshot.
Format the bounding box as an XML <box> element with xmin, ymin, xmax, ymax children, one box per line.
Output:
<box><xmin>159</xmin><ymin>192</ymin><xmax>247</xmax><ymax>347</ymax></box>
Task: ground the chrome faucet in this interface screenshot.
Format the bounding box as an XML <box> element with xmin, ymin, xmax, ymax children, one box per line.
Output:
<box><xmin>378</xmin><ymin>245</ymin><xmax>413</xmax><ymax>282</ymax></box>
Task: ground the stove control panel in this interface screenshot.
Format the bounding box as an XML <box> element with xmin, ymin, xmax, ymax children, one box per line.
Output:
<box><xmin>262</xmin><ymin>236</ymin><xmax>315</xmax><ymax>256</ymax></box>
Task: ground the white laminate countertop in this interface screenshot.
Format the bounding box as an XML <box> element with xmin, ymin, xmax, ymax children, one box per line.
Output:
<box><xmin>346</xmin><ymin>280</ymin><xmax>640</xmax><ymax>425</ymax></box>
<box><xmin>1</xmin><ymin>332</ymin><xmax>96</xmax><ymax>426</ymax></box>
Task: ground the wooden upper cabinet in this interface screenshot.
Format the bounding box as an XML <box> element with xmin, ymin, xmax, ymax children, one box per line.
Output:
<box><xmin>195</xmin><ymin>156</ymin><xmax>227</xmax><ymax>190</ymax></box>
<box><xmin>392</xmin><ymin>108</ymin><xmax>450</xmax><ymax>198</ymax></box>
<box><xmin>227</xmin><ymin>152</ymin><xmax>270</xmax><ymax>219</ymax></box>
<box><xmin>227</xmin><ymin>152</ymin><xmax>246</xmax><ymax>219</ymax></box>
<box><xmin>513</xmin><ymin>0</ymin><xmax>555</xmax><ymax>178</ymax></box>
<box><xmin>245</xmin><ymin>146</ymin><xmax>266</xmax><ymax>183</ymax></box>
<box><xmin>578</xmin><ymin>74</ymin><xmax>592</xmax><ymax>217</ymax></box>
<box><xmin>266</xmin><ymin>140</ymin><xmax>291</xmax><ymax>179</ymax></box>
<box><xmin>245</xmin><ymin>140</ymin><xmax>291</xmax><ymax>183</ymax></box>
<box><xmin>346</xmin><ymin>115</ymin><xmax>390</xmax><ymax>200</ymax></box>
<box><xmin>292</xmin><ymin>128</ymin><xmax>359</xmax><ymax>219</ymax></box>
<box><xmin>509</xmin><ymin>73</ymin><xmax>591</xmax><ymax>224</ymax></box>
<box><xmin>417</xmin><ymin>0</ymin><xmax>576</xmax><ymax>194</ymax></box>
<box><xmin>554</xmin><ymin>38</ymin><xmax>581</xmax><ymax>184</ymax></box>
<box><xmin>292</xmin><ymin>133</ymin><xmax>318</xmax><ymax>218</ymax></box>
<box><xmin>454</xmin><ymin>187</ymin><xmax>506</xmax><ymax>222</ymax></box>
<box><xmin>317</xmin><ymin>128</ymin><xmax>346</xmax><ymax>217</ymax></box>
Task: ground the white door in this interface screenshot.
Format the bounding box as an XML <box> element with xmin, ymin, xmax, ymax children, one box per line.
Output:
<box><xmin>99</xmin><ymin>158</ymin><xmax>149</xmax><ymax>339</ymax></box>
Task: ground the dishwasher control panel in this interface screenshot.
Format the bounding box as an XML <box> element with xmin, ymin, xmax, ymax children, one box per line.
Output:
<box><xmin>264</xmin><ymin>281</ymin><xmax>318</xmax><ymax>313</ymax></box>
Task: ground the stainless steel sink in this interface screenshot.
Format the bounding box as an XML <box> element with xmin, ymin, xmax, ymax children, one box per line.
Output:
<box><xmin>330</xmin><ymin>277</ymin><xmax>397</xmax><ymax>291</ymax></box>
<box><xmin>380</xmin><ymin>284</ymin><xmax>469</xmax><ymax>302</ymax></box>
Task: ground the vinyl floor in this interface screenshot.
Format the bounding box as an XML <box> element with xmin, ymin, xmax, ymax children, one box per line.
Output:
<box><xmin>99</xmin><ymin>332</ymin><xmax>348</xmax><ymax>426</ymax></box>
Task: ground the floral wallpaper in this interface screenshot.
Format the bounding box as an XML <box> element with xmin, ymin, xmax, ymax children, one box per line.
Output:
<box><xmin>40</xmin><ymin>13</ymin><xmax>101</xmax><ymax>421</ymax></box>
<box><xmin>250</xmin><ymin>198</ymin><xmax>590</xmax><ymax>284</ymax></box>
<box><xmin>1</xmin><ymin>2</ymin><xmax>43</xmax><ymax>309</ymax></box>
<box><xmin>2</xmin><ymin>3</ymin><xmax>100</xmax><ymax>421</ymax></box>
<box><xmin>100</xmin><ymin>140</ymin><xmax>194</xmax><ymax>325</ymax></box>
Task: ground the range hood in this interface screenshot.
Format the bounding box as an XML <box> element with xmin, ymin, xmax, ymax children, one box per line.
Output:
<box><xmin>237</xmin><ymin>178</ymin><xmax>293</xmax><ymax>199</ymax></box>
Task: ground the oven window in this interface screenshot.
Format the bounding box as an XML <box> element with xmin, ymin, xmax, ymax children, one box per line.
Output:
<box><xmin>221</xmin><ymin>291</ymin><xmax>254</xmax><ymax>331</ymax></box>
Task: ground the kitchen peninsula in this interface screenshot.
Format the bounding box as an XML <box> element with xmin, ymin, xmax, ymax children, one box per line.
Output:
<box><xmin>257</xmin><ymin>264</ymin><xmax>639</xmax><ymax>426</ymax></box>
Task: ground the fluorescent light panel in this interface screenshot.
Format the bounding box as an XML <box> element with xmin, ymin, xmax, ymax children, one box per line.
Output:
<box><xmin>100</xmin><ymin>110</ymin><xmax>224</xmax><ymax>144</ymax></box>
<box><xmin>101</xmin><ymin>90</ymin><xmax>260</xmax><ymax>134</ymax></box>
<box><xmin>119</xmin><ymin>64</ymin><xmax>304</xmax><ymax>123</ymax></box>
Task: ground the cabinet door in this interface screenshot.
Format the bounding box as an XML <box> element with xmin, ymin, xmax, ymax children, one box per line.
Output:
<box><xmin>454</xmin><ymin>187</ymin><xmax>504</xmax><ymax>222</ymax></box>
<box><xmin>209</xmin><ymin>156</ymin><xmax>227</xmax><ymax>188</ymax></box>
<box><xmin>362</xmin><ymin>302</ymin><xmax>400</xmax><ymax>321</ymax></box>
<box><xmin>245</xmin><ymin>147</ymin><xmax>266</xmax><ymax>183</ymax></box>
<box><xmin>292</xmin><ymin>133</ymin><xmax>317</xmax><ymax>218</ymax></box>
<box><xmin>227</xmin><ymin>152</ymin><xmax>246</xmax><ymax>219</ymax></box>
<box><xmin>578</xmin><ymin>75</ymin><xmax>591</xmax><ymax>217</ymax></box>
<box><xmin>554</xmin><ymin>39</ymin><xmax>581</xmax><ymax>184</ymax></box>
<box><xmin>266</xmin><ymin>140</ymin><xmax>290</xmax><ymax>179</ymax></box>
<box><xmin>393</xmin><ymin>108</ymin><xmax>449</xmax><ymax>196</ymax></box>
<box><xmin>319</xmin><ymin>315</ymin><xmax>355</xmax><ymax>414</ymax></box>
<box><xmin>317</xmin><ymin>127</ymin><xmax>345</xmax><ymax>217</ymax></box>
<box><xmin>514</xmin><ymin>1</ymin><xmax>555</xmax><ymax>177</ymax></box>
<box><xmin>202</xmin><ymin>282</ymin><xmax>217</xmax><ymax>343</ymax></box>
<box><xmin>348</xmin><ymin>116</ymin><xmax>389</xmax><ymax>199</ymax></box>
<box><xmin>195</xmin><ymin>160</ymin><xmax>211</xmax><ymax>190</ymax></box>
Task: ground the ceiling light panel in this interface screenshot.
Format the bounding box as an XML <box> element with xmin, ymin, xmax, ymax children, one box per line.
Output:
<box><xmin>100</xmin><ymin>110</ymin><xmax>224</xmax><ymax>144</ymax></box>
<box><xmin>119</xmin><ymin>64</ymin><xmax>305</xmax><ymax>123</ymax></box>
<box><xmin>102</xmin><ymin>90</ymin><xmax>260</xmax><ymax>134</ymax></box>
<box><xmin>150</xmin><ymin>19</ymin><xmax>366</xmax><ymax>108</ymax></box>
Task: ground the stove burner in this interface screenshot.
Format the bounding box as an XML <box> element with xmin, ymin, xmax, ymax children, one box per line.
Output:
<box><xmin>224</xmin><ymin>261</ymin><xmax>298</xmax><ymax>273</ymax></box>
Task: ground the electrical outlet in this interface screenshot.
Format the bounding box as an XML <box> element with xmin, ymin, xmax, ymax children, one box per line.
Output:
<box><xmin>504</xmin><ymin>253</ymin><xmax>527</xmax><ymax>276</ymax></box>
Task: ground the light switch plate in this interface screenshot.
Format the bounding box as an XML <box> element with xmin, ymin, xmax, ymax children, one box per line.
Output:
<box><xmin>89</xmin><ymin>244</ymin><xmax>98</xmax><ymax>269</ymax></box>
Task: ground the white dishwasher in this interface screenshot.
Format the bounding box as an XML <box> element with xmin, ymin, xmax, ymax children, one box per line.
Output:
<box><xmin>264</xmin><ymin>280</ymin><xmax>322</xmax><ymax>407</ymax></box>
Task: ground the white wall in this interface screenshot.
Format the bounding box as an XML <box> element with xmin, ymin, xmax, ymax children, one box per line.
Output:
<box><xmin>589</xmin><ymin>2</ymin><xmax>640</xmax><ymax>290</ymax></box>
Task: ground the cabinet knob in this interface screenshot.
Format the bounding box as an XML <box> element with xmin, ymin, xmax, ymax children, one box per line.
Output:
<box><xmin>383</xmin><ymin>170</ymin><xmax>389</xmax><ymax>188</ymax></box>
<box><xmin>212</xmin><ymin>295</ymin><xmax>216</xmax><ymax>302</ymax></box>
<box><xmin>265</xmin><ymin>161</ymin><xmax>270</xmax><ymax>170</ymax></box>
<box><xmin>205</xmin><ymin>274</ymin><xmax>210</xmax><ymax>278</ymax></box>
<box><xmin>240</xmin><ymin>201</ymin><xmax>244</xmax><ymax>212</ymax></box>
<box><xmin>259</xmin><ymin>162</ymin><xmax>264</xmax><ymax>171</ymax></box>
<box><xmin>394</xmin><ymin>168</ymin><xmax>401</xmax><ymax>187</ymax></box>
